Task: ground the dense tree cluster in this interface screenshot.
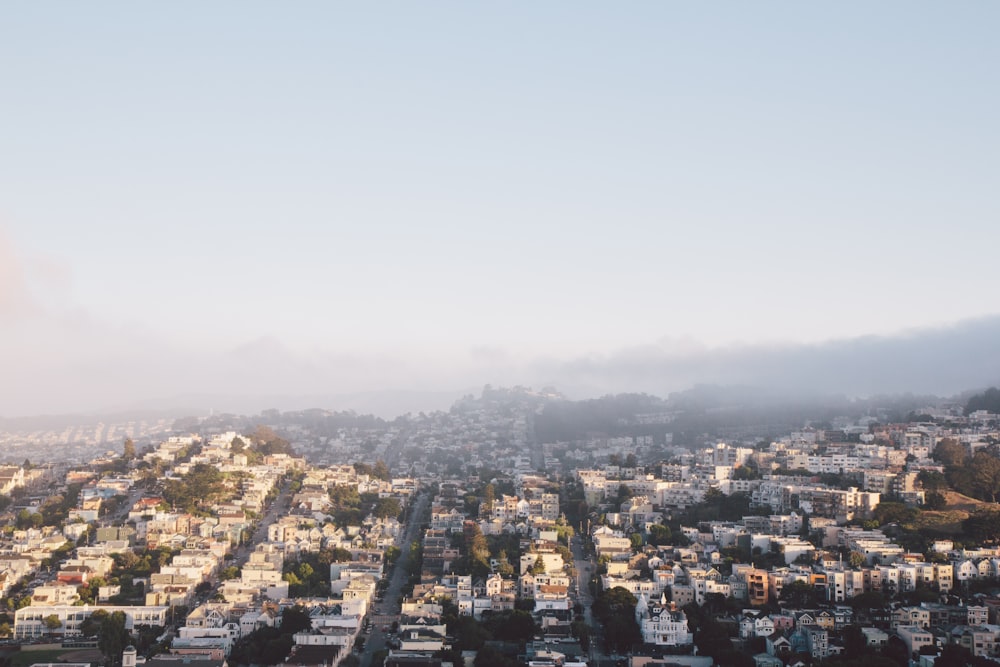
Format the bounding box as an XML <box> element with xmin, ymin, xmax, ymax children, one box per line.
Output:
<box><xmin>229</xmin><ymin>606</ymin><xmax>312</xmax><ymax>665</ymax></box>
<box><xmin>251</xmin><ymin>425</ymin><xmax>298</xmax><ymax>456</ymax></box>
<box><xmin>932</xmin><ymin>439</ymin><xmax>1000</xmax><ymax>502</ymax></box>
<box><xmin>162</xmin><ymin>463</ymin><xmax>228</xmax><ymax>514</ymax></box>
<box><xmin>327</xmin><ymin>485</ymin><xmax>398</xmax><ymax>528</ymax></box>
<box><xmin>965</xmin><ymin>387</ymin><xmax>1000</xmax><ymax>416</ymax></box>
<box><xmin>282</xmin><ymin>547</ymin><xmax>353</xmax><ymax>596</ymax></box>
<box><xmin>592</xmin><ymin>586</ymin><xmax>642</xmax><ymax>653</ymax></box>
<box><xmin>681</xmin><ymin>488</ymin><xmax>751</xmax><ymax>524</ymax></box>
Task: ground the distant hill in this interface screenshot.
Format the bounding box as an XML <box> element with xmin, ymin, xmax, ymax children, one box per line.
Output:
<box><xmin>965</xmin><ymin>387</ymin><xmax>1000</xmax><ymax>415</ymax></box>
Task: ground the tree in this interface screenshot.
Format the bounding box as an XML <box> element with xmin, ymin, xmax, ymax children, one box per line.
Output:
<box><xmin>779</xmin><ymin>580</ymin><xmax>821</xmax><ymax>608</ymax></box>
<box><xmin>936</xmin><ymin>643</ymin><xmax>976</xmax><ymax>667</ymax></box>
<box><xmin>872</xmin><ymin>502</ymin><xmax>918</xmax><ymax>526</ymax></box>
<box><xmin>372</xmin><ymin>460</ymin><xmax>391</xmax><ymax>481</ymax></box>
<box><xmin>843</xmin><ymin>624</ymin><xmax>869</xmax><ymax>659</ymax></box>
<box><xmin>80</xmin><ymin>609</ymin><xmax>109</xmax><ymax>638</ymax></box>
<box><xmin>281</xmin><ymin>606</ymin><xmax>313</xmax><ymax>635</ymax></box>
<box><xmin>970</xmin><ymin>451</ymin><xmax>1000</xmax><ymax>502</ymax></box>
<box><xmin>253</xmin><ymin>425</ymin><xmax>295</xmax><ymax>455</ymax></box>
<box><xmin>484</xmin><ymin>610</ymin><xmax>536</xmax><ymax>642</ymax></box>
<box><xmin>648</xmin><ymin>524</ymin><xmax>672</xmax><ymax>546</ymax></box>
<box><xmin>530</xmin><ymin>555</ymin><xmax>546</xmax><ymax>575</ymax></box>
<box><xmin>98</xmin><ymin>611</ymin><xmax>130</xmax><ymax>667</ymax></box>
<box><xmin>917</xmin><ymin>470</ymin><xmax>947</xmax><ymax>492</ymax></box>
<box><xmin>43</xmin><ymin>614</ymin><xmax>62</xmax><ymax>634</ymax></box>
<box><xmin>934</xmin><ymin>438</ymin><xmax>968</xmax><ymax>466</ymax></box>
<box><xmin>475</xmin><ymin>645</ymin><xmax>518</xmax><ymax>667</ymax></box>
<box><xmin>592</xmin><ymin>586</ymin><xmax>638</xmax><ymax>623</ymax></box>
<box><xmin>963</xmin><ymin>509</ymin><xmax>1000</xmax><ymax>543</ymax></box>
<box><xmin>848</xmin><ymin>551</ymin><xmax>867</xmax><ymax>569</ymax></box>
<box><xmin>122</xmin><ymin>438</ymin><xmax>137</xmax><ymax>462</ymax></box>
<box><xmin>373</xmin><ymin>497</ymin><xmax>401</xmax><ymax>520</ymax></box>
<box><xmin>482</xmin><ymin>484</ymin><xmax>496</xmax><ymax>515</ymax></box>
<box><xmin>924</xmin><ymin>492</ymin><xmax>947</xmax><ymax>510</ymax></box>
<box><xmin>630</xmin><ymin>533</ymin><xmax>644</xmax><ymax>552</ymax></box>
<box><xmin>694</xmin><ymin>617</ymin><xmax>734</xmax><ymax>660</ymax></box>
<box><xmin>965</xmin><ymin>387</ymin><xmax>1000</xmax><ymax>416</ymax></box>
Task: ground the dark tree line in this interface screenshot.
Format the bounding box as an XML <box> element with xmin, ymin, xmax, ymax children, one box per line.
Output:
<box><xmin>965</xmin><ymin>387</ymin><xmax>1000</xmax><ymax>416</ymax></box>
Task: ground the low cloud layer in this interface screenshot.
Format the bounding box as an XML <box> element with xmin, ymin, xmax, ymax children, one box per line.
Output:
<box><xmin>2</xmin><ymin>227</ymin><xmax>998</xmax><ymax>418</ymax></box>
<box><xmin>527</xmin><ymin>316</ymin><xmax>1000</xmax><ymax>401</ymax></box>
<box><xmin>2</xmin><ymin>314</ymin><xmax>998</xmax><ymax>419</ymax></box>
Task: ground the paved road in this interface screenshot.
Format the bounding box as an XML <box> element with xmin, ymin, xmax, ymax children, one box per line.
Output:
<box><xmin>572</xmin><ymin>534</ymin><xmax>604</xmax><ymax>663</ymax></box>
<box><xmin>195</xmin><ymin>478</ymin><xmax>293</xmax><ymax>605</ymax></box>
<box><xmin>236</xmin><ymin>480</ymin><xmax>293</xmax><ymax>564</ymax></box>
<box><xmin>360</xmin><ymin>491</ymin><xmax>430</xmax><ymax>667</ymax></box>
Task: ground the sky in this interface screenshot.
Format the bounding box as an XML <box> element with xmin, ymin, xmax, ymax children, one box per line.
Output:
<box><xmin>1</xmin><ymin>3</ymin><xmax>999</xmax><ymax>416</ymax></box>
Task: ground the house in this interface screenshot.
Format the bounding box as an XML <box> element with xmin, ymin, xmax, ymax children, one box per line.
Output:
<box><xmin>635</xmin><ymin>594</ymin><xmax>693</xmax><ymax>647</ymax></box>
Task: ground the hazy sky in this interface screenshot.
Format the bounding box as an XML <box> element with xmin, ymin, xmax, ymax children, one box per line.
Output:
<box><xmin>1</xmin><ymin>3</ymin><xmax>999</xmax><ymax>415</ymax></box>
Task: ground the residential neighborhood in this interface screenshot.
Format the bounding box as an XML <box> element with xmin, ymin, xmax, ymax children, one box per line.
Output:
<box><xmin>2</xmin><ymin>387</ymin><xmax>1000</xmax><ymax>667</ymax></box>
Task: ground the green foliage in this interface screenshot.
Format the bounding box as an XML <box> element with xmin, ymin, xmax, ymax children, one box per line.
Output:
<box><xmin>281</xmin><ymin>606</ymin><xmax>313</xmax><ymax>635</ymax></box>
<box><xmin>934</xmin><ymin>438</ymin><xmax>968</xmax><ymax>466</ymax></box>
<box><xmin>482</xmin><ymin>610</ymin><xmax>536</xmax><ymax>642</ymax></box>
<box><xmin>373</xmin><ymin>497</ymin><xmax>401</xmax><ymax>519</ymax></box>
<box><xmin>682</xmin><ymin>489</ymin><xmax>751</xmax><ymax>524</ymax></box>
<box><xmin>714</xmin><ymin>650</ymin><xmax>755</xmax><ymax>667</ymax></box>
<box><xmin>229</xmin><ymin>606</ymin><xmax>312</xmax><ymax>666</ymax></box>
<box><xmin>924</xmin><ymin>491</ymin><xmax>947</xmax><ymax>510</ymax></box>
<box><xmin>648</xmin><ymin>523</ymin><xmax>673</xmax><ymax>546</ymax></box>
<box><xmin>98</xmin><ymin>611</ymin><xmax>131</xmax><ymax>667</ymax></box>
<box><xmin>592</xmin><ymin>586</ymin><xmax>642</xmax><ymax>651</ymax></box>
<box><xmin>965</xmin><ymin>388</ymin><xmax>1000</xmax><ymax>416</ymax></box>
<box><xmin>475</xmin><ymin>645</ymin><xmax>519</xmax><ymax>667</ymax></box>
<box><xmin>932</xmin><ymin>643</ymin><xmax>992</xmax><ymax>667</ymax></box>
<box><xmin>779</xmin><ymin>580</ymin><xmax>821</xmax><ymax>608</ymax></box>
<box><xmin>818</xmin><ymin>655</ymin><xmax>903</xmax><ymax>667</ymax></box>
<box><xmin>252</xmin><ymin>425</ymin><xmax>296</xmax><ymax>456</ymax></box>
<box><xmin>163</xmin><ymin>463</ymin><xmax>227</xmax><ymax>513</ymax></box>
<box><xmin>842</xmin><ymin>624</ymin><xmax>869</xmax><ymax>659</ymax></box>
<box><xmin>282</xmin><ymin>550</ymin><xmax>348</xmax><ymax>597</ymax></box>
<box><xmin>122</xmin><ymin>438</ymin><xmax>137</xmax><ymax>462</ymax></box>
<box><xmin>732</xmin><ymin>465</ymin><xmax>760</xmax><ymax>480</ymax></box>
<box><xmin>693</xmin><ymin>617</ymin><xmax>733</xmax><ymax>661</ymax></box>
<box><xmin>571</xmin><ymin>620</ymin><xmax>591</xmax><ymax>650</ymax></box>
<box><xmin>963</xmin><ymin>508</ymin><xmax>1000</xmax><ymax>543</ymax></box>
<box><xmin>372</xmin><ymin>460</ymin><xmax>391</xmax><ymax>481</ymax></box>
<box><xmin>933</xmin><ymin>441</ymin><xmax>1000</xmax><ymax>503</ymax></box>
<box><xmin>872</xmin><ymin>502</ymin><xmax>918</xmax><ymax>526</ymax></box>
<box><xmin>917</xmin><ymin>470</ymin><xmax>947</xmax><ymax>492</ymax></box>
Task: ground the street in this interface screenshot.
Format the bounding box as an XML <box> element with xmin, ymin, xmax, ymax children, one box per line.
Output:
<box><xmin>359</xmin><ymin>491</ymin><xmax>430</xmax><ymax>667</ymax></box>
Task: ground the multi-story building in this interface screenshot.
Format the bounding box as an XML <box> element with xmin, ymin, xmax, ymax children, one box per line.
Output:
<box><xmin>635</xmin><ymin>595</ymin><xmax>693</xmax><ymax>647</ymax></box>
<box><xmin>15</xmin><ymin>605</ymin><xmax>168</xmax><ymax>639</ymax></box>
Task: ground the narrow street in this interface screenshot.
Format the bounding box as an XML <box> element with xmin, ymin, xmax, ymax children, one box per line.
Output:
<box><xmin>572</xmin><ymin>534</ymin><xmax>604</xmax><ymax>664</ymax></box>
<box><xmin>360</xmin><ymin>491</ymin><xmax>430</xmax><ymax>667</ymax></box>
